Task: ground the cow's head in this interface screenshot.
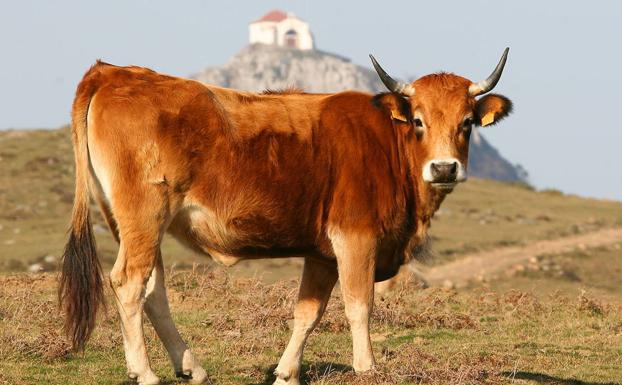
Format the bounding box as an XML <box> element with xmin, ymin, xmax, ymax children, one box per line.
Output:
<box><xmin>370</xmin><ymin>48</ymin><xmax>513</xmax><ymax>191</ymax></box>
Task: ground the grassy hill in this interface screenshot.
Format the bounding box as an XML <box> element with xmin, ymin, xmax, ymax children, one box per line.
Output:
<box><xmin>1</xmin><ymin>128</ymin><xmax>622</xmax><ymax>384</ymax></box>
<box><xmin>1</xmin><ymin>127</ymin><xmax>621</xmax><ymax>276</ymax></box>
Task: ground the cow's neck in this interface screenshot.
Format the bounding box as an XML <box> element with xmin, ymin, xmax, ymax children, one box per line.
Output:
<box><xmin>399</xmin><ymin>135</ymin><xmax>449</xmax><ymax>253</ymax></box>
<box><xmin>414</xmin><ymin>178</ymin><xmax>447</xmax><ymax>233</ymax></box>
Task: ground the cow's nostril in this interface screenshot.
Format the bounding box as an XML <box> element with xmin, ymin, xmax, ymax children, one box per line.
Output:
<box><xmin>449</xmin><ymin>162</ymin><xmax>457</xmax><ymax>175</ymax></box>
<box><xmin>430</xmin><ymin>163</ymin><xmax>442</xmax><ymax>179</ymax></box>
<box><xmin>431</xmin><ymin>163</ymin><xmax>440</xmax><ymax>174</ymax></box>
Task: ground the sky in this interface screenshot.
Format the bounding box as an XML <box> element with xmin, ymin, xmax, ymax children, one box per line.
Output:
<box><xmin>1</xmin><ymin>0</ymin><xmax>621</xmax><ymax>201</ymax></box>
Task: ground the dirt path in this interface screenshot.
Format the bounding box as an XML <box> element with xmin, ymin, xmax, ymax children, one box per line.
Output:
<box><xmin>424</xmin><ymin>227</ymin><xmax>622</xmax><ymax>288</ymax></box>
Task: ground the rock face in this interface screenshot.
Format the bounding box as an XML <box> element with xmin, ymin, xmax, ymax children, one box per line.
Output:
<box><xmin>193</xmin><ymin>44</ymin><xmax>527</xmax><ymax>182</ymax></box>
<box><xmin>469</xmin><ymin>129</ymin><xmax>528</xmax><ymax>182</ymax></box>
<box><xmin>194</xmin><ymin>44</ymin><xmax>385</xmax><ymax>93</ymax></box>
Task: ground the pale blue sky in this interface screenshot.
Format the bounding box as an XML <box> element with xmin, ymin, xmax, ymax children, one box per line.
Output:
<box><xmin>1</xmin><ymin>1</ymin><xmax>621</xmax><ymax>200</ymax></box>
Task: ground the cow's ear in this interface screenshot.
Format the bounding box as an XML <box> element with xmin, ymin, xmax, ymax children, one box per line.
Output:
<box><xmin>475</xmin><ymin>94</ymin><xmax>513</xmax><ymax>127</ymax></box>
<box><xmin>372</xmin><ymin>93</ymin><xmax>412</xmax><ymax>126</ymax></box>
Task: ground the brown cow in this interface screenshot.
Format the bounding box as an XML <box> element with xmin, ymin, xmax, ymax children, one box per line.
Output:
<box><xmin>59</xmin><ymin>49</ymin><xmax>512</xmax><ymax>385</ymax></box>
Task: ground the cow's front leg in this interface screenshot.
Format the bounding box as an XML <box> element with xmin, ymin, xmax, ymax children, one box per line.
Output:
<box><xmin>330</xmin><ymin>230</ymin><xmax>376</xmax><ymax>373</ymax></box>
<box><xmin>273</xmin><ymin>257</ymin><xmax>338</xmax><ymax>385</ymax></box>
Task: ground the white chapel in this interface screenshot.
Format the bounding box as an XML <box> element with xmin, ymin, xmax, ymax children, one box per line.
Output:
<box><xmin>248</xmin><ymin>10</ymin><xmax>314</xmax><ymax>50</ymax></box>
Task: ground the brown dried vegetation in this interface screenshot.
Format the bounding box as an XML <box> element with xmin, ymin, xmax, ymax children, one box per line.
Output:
<box><xmin>1</xmin><ymin>268</ymin><xmax>621</xmax><ymax>384</ymax></box>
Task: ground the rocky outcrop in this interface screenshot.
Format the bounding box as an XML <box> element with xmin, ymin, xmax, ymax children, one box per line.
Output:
<box><xmin>194</xmin><ymin>44</ymin><xmax>385</xmax><ymax>93</ymax></box>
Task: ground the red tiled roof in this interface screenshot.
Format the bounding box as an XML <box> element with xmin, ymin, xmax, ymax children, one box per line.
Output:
<box><xmin>255</xmin><ymin>10</ymin><xmax>288</xmax><ymax>23</ymax></box>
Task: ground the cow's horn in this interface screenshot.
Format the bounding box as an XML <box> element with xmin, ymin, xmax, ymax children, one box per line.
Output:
<box><xmin>369</xmin><ymin>54</ymin><xmax>415</xmax><ymax>96</ymax></box>
<box><xmin>469</xmin><ymin>47</ymin><xmax>509</xmax><ymax>96</ymax></box>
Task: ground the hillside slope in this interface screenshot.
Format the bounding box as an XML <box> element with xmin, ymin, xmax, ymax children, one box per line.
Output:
<box><xmin>1</xmin><ymin>128</ymin><xmax>620</xmax><ymax>276</ymax></box>
<box><xmin>1</xmin><ymin>130</ymin><xmax>621</xmax><ymax>385</ymax></box>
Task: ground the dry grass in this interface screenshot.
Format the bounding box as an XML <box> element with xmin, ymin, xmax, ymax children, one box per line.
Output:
<box><xmin>1</xmin><ymin>268</ymin><xmax>621</xmax><ymax>384</ymax></box>
<box><xmin>310</xmin><ymin>349</ymin><xmax>510</xmax><ymax>385</ymax></box>
<box><xmin>0</xmin><ymin>275</ymin><xmax>71</xmax><ymax>362</ymax></box>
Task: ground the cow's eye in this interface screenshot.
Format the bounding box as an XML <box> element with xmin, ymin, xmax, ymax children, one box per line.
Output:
<box><xmin>412</xmin><ymin>118</ymin><xmax>424</xmax><ymax>139</ymax></box>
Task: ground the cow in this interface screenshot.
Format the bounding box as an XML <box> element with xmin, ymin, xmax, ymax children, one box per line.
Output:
<box><xmin>59</xmin><ymin>48</ymin><xmax>512</xmax><ymax>385</ymax></box>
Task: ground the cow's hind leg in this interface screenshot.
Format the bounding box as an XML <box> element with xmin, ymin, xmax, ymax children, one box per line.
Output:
<box><xmin>107</xmin><ymin>183</ymin><xmax>173</xmax><ymax>385</ymax></box>
<box><xmin>273</xmin><ymin>257</ymin><xmax>338</xmax><ymax>385</ymax></box>
<box><xmin>144</xmin><ymin>252</ymin><xmax>208</xmax><ymax>384</ymax></box>
<box><xmin>110</xmin><ymin>237</ymin><xmax>159</xmax><ymax>385</ymax></box>
<box><xmin>110</xmin><ymin>228</ymin><xmax>161</xmax><ymax>385</ymax></box>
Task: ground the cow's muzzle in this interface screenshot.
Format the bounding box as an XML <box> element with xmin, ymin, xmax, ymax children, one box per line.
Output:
<box><xmin>423</xmin><ymin>159</ymin><xmax>467</xmax><ymax>190</ymax></box>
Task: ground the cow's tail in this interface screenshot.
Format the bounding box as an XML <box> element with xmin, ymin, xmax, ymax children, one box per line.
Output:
<box><xmin>59</xmin><ymin>68</ymin><xmax>104</xmax><ymax>351</ymax></box>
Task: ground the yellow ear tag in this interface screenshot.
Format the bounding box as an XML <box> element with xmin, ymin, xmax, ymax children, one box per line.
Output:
<box><xmin>391</xmin><ymin>111</ymin><xmax>408</xmax><ymax>123</ymax></box>
<box><xmin>481</xmin><ymin>112</ymin><xmax>495</xmax><ymax>127</ymax></box>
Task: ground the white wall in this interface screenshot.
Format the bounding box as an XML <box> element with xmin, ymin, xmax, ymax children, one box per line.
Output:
<box><xmin>248</xmin><ymin>16</ymin><xmax>314</xmax><ymax>50</ymax></box>
<box><xmin>275</xmin><ymin>18</ymin><xmax>314</xmax><ymax>50</ymax></box>
<box><xmin>249</xmin><ymin>21</ymin><xmax>277</xmax><ymax>45</ymax></box>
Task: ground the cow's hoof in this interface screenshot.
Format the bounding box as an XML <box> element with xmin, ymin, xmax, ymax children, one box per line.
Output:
<box><xmin>273</xmin><ymin>377</ymin><xmax>300</xmax><ymax>385</ymax></box>
<box><xmin>176</xmin><ymin>366</ymin><xmax>210</xmax><ymax>384</ymax></box>
<box><xmin>176</xmin><ymin>371</ymin><xmax>192</xmax><ymax>380</ymax></box>
<box><xmin>127</xmin><ymin>370</ymin><xmax>160</xmax><ymax>385</ymax></box>
<box><xmin>272</xmin><ymin>370</ymin><xmax>300</xmax><ymax>385</ymax></box>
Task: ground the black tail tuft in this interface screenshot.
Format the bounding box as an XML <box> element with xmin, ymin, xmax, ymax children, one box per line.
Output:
<box><xmin>58</xmin><ymin>213</ymin><xmax>104</xmax><ymax>351</ymax></box>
